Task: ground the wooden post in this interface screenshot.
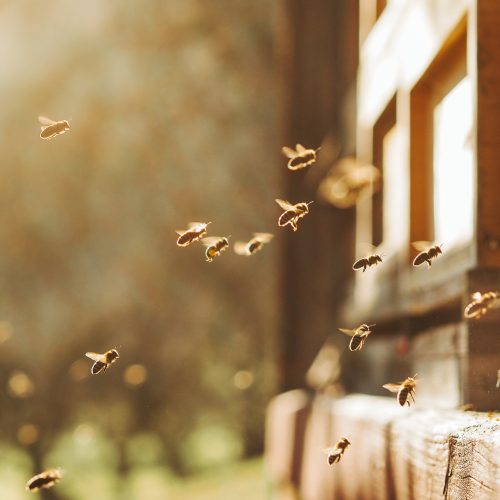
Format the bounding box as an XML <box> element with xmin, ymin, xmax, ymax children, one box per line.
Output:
<box><xmin>277</xmin><ymin>0</ymin><xmax>358</xmax><ymax>391</ymax></box>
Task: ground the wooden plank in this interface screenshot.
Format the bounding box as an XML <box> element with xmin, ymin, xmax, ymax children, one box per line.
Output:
<box><xmin>411</xmin><ymin>323</ymin><xmax>467</xmax><ymax>409</ymax></box>
<box><xmin>474</xmin><ymin>0</ymin><xmax>500</xmax><ymax>266</ymax></box>
<box><xmin>324</xmin><ymin>395</ymin><xmax>403</xmax><ymax>500</ymax></box>
<box><xmin>264</xmin><ymin>390</ymin><xmax>312</xmax><ymax>498</ymax></box>
<box><xmin>299</xmin><ymin>395</ymin><xmax>336</xmax><ymax>500</ymax></box>
<box><xmin>389</xmin><ymin>409</ymin><xmax>500</xmax><ymax>500</ymax></box>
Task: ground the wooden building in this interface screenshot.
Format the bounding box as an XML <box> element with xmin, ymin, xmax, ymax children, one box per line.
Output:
<box><xmin>266</xmin><ymin>0</ymin><xmax>500</xmax><ymax>498</ymax></box>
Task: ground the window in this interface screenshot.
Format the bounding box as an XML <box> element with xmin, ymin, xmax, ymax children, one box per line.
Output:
<box><xmin>410</xmin><ymin>24</ymin><xmax>470</xmax><ymax>258</ymax></box>
<box><xmin>433</xmin><ymin>77</ymin><xmax>473</xmax><ymax>247</ymax></box>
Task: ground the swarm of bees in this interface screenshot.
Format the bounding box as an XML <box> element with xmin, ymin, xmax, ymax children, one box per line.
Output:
<box><xmin>26</xmin><ymin>468</ymin><xmax>63</xmax><ymax>492</ymax></box>
<box><xmin>383</xmin><ymin>375</ymin><xmax>418</xmax><ymax>407</ymax></box>
<box><xmin>337</xmin><ymin>324</ymin><xmax>375</xmax><ymax>351</ymax></box>
<box><xmin>85</xmin><ymin>349</ymin><xmax>120</xmax><ymax>375</ymax></box>
<box><xmin>464</xmin><ymin>291</ymin><xmax>500</xmax><ymax>319</ymax></box>
<box><xmin>31</xmin><ymin>111</ymin><xmax>498</xmax><ymax>486</ymax></box>
<box><xmin>323</xmin><ymin>437</ymin><xmax>351</xmax><ymax>465</ymax></box>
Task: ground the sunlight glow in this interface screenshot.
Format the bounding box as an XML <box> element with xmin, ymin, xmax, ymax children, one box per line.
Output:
<box><xmin>433</xmin><ymin>77</ymin><xmax>473</xmax><ymax>247</ymax></box>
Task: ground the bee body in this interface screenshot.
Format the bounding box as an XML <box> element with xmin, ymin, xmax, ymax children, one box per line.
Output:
<box><xmin>202</xmin><ymin>236</ymin><xmax>230</xmax><ymax>262</ymax></box>
<box><xmin>248</xmin><ymin>240</ymin><xmax>264</xmax><ymax>254</ymax></box>
<box><xmin>352</xmin><ymin>254</ymin><xmax>383</xmax><ymax>272</ymax></box>
<box><xmin>324</xmin><ymin>437</ymin><xmax>351</xmax><ymax>465</ymax></box>
<box><xmin>38</xmin><ymin>116</ymin><xmax>70</xmax><ymax>140</ymax></box>
<box><xmin>349</xmin><ymin>333</ymin><xmax>366</xmax><ymax>351</ymax></box>
<box><xmin>85</xmin><ymin>349</ymin><xmax>120</xmax><ymax>375</ymax></box>
<box><xmin>275</xmin><ymin>199</ymin><xmax>313</xmax><ymax>232</ymax></box>
<box><xmin>282</xmin><ymin>144</ymin><xmax>320</xmax><ymax>171</ymax></box>
<box><xmin>383</xmin><ymin>375</ymin><xmax>417</xmax><ymax>406</ymax></box>
<box><xmin>26</xmin><ymin>469</ymin><xmax>62</xmax><ymax>492</ymax></box>
<box><xmin>234</xmin><ymin>233</ymin><xmax>273</xmax><ymax>256</ymax></box>
<box><xmin>176</xmin><ymin>222</ymin><xmax>211</xmax><ymax>247</ymax></box>
<box><xmin>412</xmin><ymin>243</ymin><xmax>443</xmax><ymax>267</ymax></box>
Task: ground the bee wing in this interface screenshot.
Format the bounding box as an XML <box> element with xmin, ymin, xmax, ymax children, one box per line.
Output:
<box><xmin>234</xmin><ymin>241</ymin><xmax>250</xmax><ymax>255</ymax></box>
<box><xmin>470</xmin><ymin>292</ymin><xmax>483</xmax><ymax>301</ymax></box>
<box><xmin>175</xmin><ymin>229</ymin><xmax>187</xmax><ymax>235</ymax></box>
<box><xmin>38</xmin><ymin>115</ymin><xmax>57</xmax><ymax>126</ymax></box>
<box><xmin>382</xmin><ymin>383</ymin><xmax>401</xmax><ymax>393</ymax></box>
<box><xmin>338</xmin><ymin>328</ymin><xmax>356</xmax><ymax>337</ymax></box>
<box><xmin>253</xmin><ymin>232</ymin><xmax>274</xmax><ymax>243</ymax></box>
<box><xmin>85</xmin><ymin>352</ymin><xmax>105</xmax><ymax>362</ymax></box>
<box><xmin>322</xmin><ymin>447</ymin><xmax>337</xmax><ymax>455</ymax></box>
<box><xmin>411</xmin><ymin>241</ymin><xmax>433</xmax><ymax>252</ymax></box>
<box><xmin>295</xmin><ymin>143</ymin><xmax>306</xmax><ymax>152</ymax></box>
<box><xmin>275</xmin><ymin>199</ymin><xmax>295</xmax><ymax>211</ymax></box>
<box><xmin>201</xmin><ymin>237</ymin><xmax>221</xmax><ymax>246</ymax></box>
<box><xmin>281</xmin><ymin>146</ymin><xmax>297</xmax><ymax>158</ymax></box>
<box><xmin>188</xmin><ymin>222</ymin><xmax>205</xmax><ymax>229</ymax></box>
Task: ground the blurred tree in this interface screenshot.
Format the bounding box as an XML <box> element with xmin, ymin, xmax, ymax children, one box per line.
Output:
<box><xmin>0</xmin><ymin>0</ymin><xmax>278</xmax><ymax>493</ymax></box>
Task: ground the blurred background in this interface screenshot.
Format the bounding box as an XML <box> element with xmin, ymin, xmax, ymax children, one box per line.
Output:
<box><xmin>0</xmin><ymin>1</ymin><xmax>279</xmax><ymax>498</ymax></box>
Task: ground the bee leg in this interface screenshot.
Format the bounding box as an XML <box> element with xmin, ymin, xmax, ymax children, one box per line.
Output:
<box><xmin>426</xmin><ymin>259</ymin><xmax>432</xmax><ymax>268</ymax></box>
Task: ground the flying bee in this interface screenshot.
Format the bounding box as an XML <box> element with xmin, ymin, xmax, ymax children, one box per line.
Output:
<box><xmin>201</xmin><ymin>236</ymin><xmax>230</xmax><ymax>262</ymax></box>
<box><xmin>412</xmin><ymin>241</ymin><xmax>443</xmax><ymax>268</ymax></box>
<box><xmin>38</xmin><ymin>116</ymin><xmax>70</xmax><ymax>140</ymax></box>
<box><xmin>85</xmin><ymin>349</ymin><xmax>120</xmax><ymax>375</ymax></box>
<box><xmin>275</xmin><ymin>199</ymin><xmax>313</xmax><ymax>232</ymax></box>
<box><xmin>337</xmin><ymin>323</ymin><xmax>375</xmax><ymax>351</ymax></box>
<box><xmin>352</xmin><ymin>254</ymin><xmax>383</xmax><ymax>272</ymax></box>
<box><xmin>464</xmin><ymin>291</ymin><xmax>500</xmax><ymax>320</ymax></box>
<box><xmin>496</xmin><ymin>369</ymin><xmax>500</xmax><ymax>389</ymax></box>
<box><xmin>383</xmin><ymin>374</ymin><xmax>418</xmax><ymax>407</ymax></box>
<box><xmin>281</xmin><ymin>144</ymin><xmax>321</xmax><ymax>171</ymax></box>
<box><xmin>176</xmin><ymin>222</ymin><xmax>211</xmax><ymax>247</ymax></box>
<box><xmin>323</xmin><ymin>437</ymin><xmax>351</xmax><ymax>465</ymax></box>
<box><xmin>26</xmin><ymin>468</ymin><xmax>63</xmax><ymax>492</ymax></box>
<box><xmin>234</xmin><ymin>233</ymin><xmax>274</xmax><ymax>256</ymax></box>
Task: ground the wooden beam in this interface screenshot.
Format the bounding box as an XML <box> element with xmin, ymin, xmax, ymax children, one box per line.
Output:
<box><xmin>474</xmin><ymin>0</ymin><xmax>500</xmax><ymax>266</ymax></box>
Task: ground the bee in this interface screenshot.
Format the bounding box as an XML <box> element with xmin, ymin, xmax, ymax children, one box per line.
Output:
<box><xmin>85</xmin><ymin>349</ymin><xmax>120</xmax><ymax>375</ymax></box>
<box><xmin>26</xmin><ymin>468</ymin><xmax>63</xmax><ymax>492</ymax></box>
<box><xmin>464</xmin><ymin>291</ymin><xmax>500</xmax><ymax>320</ymax></box>
<box><xmin>38</xmin><ymin>116</ymin><xmax>70</xmax><ymax>140</ymax></box>
<box><xmin>176</xmin><ymin>222</ymin><xmax>211</xmax><ymax>247</ymax></box>
<box><xmin>323</xmin><ymin>437</ymin><xmax>351</xmax><ymax>465</ymax></box>
<box><xmin>496</xmin><ymin>369</ymin><xmax>500</xmax><ymax>389</ymax></box>
<box><xmin>412</xmin><ymin>241</ymin><xmax>443</xmax><ymax>268</ymax></box>
<box><xmin>275</xmin><ymin>199</ymin><xmax>313</xmax><ymax>232</ymax></box>
<box><xmin>383</xmin><ymin>375</ymin><xmax>418</xmax><ymax>407</ymax></box>
<box><xmin>318</xmin><ymin>157</ymin><xmax>380</xmax><ymax>209</ymax></box>
<box><xmin>201</xmin><ymin>236</ymin><xmax>230</xmax><ymax>262</ymax></box>
<box><xmin>281</xmin><ymin>144</ymin><xmax>321</xmax><ymax>171</ymax></box>
<box><xmin>234</xmin><ymin>233</ymin><xmax>274</xmax><ymax>256</ymax></box>
<box><xmin>352</xmin><ymin>251</ymin><xmax>384</xmax><ymax>272</ymax></box>
<box><xmin>337</xmin><ymin>323</ymin><xmax>375</xmax><ymax>351</ymax></box>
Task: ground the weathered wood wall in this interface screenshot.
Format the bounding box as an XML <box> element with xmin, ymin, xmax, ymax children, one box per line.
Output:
<box><xmin>265</xmin><ymin>392</ymin><xmax>500</xmax><ymax>499</ymax></box>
